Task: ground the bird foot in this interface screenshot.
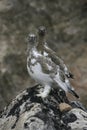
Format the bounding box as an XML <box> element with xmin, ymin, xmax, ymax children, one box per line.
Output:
<box><xmin>36</xmin><ymin>85</ymin><xmax>51</xmax><ymax>99</ymax></box>
<box><xmin>36</xmin><ymin>92</ymin><xmax>48</xmax><ymax>99</ymax></box>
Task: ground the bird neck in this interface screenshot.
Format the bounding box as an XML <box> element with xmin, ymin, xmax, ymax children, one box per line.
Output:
<box><xmin>37</xmin><ymin>36</ymin><xmax>45</xmax><ymax>52</ymax></box>
<box><xmin>27</xmin><ymin>43</ymin><xmax>35</xmax><ymax>55</ymax></box>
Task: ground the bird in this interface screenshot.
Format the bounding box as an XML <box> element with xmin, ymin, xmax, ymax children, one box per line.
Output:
<box><xmin>27</xmin><ymin>27</ymin><xmax>79</xmax><ymax>99</ymax></box>
<box><xmin>37</xmin><ymin>26</ymin><xmax>74</xmax><ymax>79</ymax></box>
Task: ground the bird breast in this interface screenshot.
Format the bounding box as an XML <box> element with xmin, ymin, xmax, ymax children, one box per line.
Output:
<box><xmin>27</xmin><ymin>57</ymin><xmax>52</xmax><ymax>85</ymax></box>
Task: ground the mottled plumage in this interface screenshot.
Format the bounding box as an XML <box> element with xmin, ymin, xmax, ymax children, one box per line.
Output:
<box><xmin>27</xmin><ymin>27</ymin><xmax>79</xmax><ymax>98</ymax></box>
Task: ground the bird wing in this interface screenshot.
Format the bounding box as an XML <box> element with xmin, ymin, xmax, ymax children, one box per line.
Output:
<box><xmin>53</xmin><ymin>68</ymin><xmax>79</xmax><ymax>98</ymax></box>
<box><xmin>33</xmin><ymin>49</ymin><xmax>79</xmax><ymax>98</ymax></box>
<box><xmin>36</xmin><ymin>55</ymin><xmax>57</xmax><ymax>75</ymax></box>
<box><xmin>36</xmin><ymin>53</ymin><xmax>69</xmax><ymax>86</ymax></box>
<box><xmin>44</xmin><ymin>45</ymin><xmax>74</xmax><ymax>79</ymax></box>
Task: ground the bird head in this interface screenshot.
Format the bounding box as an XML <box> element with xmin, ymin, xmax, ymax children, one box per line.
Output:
<box><xmin>38</xmin><ymin>26</ymin><xmax>46</xmax><ymax>37</ymax></box>
<box><xmin>27</xmin><ymin>33</ymin><xmax>37</xmax><ymax>46</ymax></box>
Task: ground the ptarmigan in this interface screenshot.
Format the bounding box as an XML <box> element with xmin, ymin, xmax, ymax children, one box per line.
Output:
<box><xmin>37</xmin><ymin>26</ymin><xmax>74</xmax><ymax>79</ymax></box>
<box><xmin>27</xmin><ymin>27</ymin><xmax>79</xmax><ymax>99</ymax></box>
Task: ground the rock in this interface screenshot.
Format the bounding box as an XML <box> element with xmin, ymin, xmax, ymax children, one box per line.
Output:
<box><xmin>68</xmin><ymin>108</ymin><xmax>87</xmax><ymax>130</ymax></box>
<box><xmin>0</xmin><ymin>0</ymin><xmax>87</xmax><ymax>111</ymax></box>
<box><xmin>0</xmin><ymin>85</ymin><xmax>87</xmax><ymax>130</ymax></box>
<box><xmin>59</xmin><ymin>103</ymin><xmax>72</xmax><ymax>112</ymax></box>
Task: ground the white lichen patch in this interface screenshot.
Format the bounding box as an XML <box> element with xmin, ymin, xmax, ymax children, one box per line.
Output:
<box><xmin>68</xmin><ymin>108</ymin><xmax>87</xmax><ymax>130</ymax></box>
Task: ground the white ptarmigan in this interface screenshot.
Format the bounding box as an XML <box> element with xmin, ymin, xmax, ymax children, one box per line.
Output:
<box><xmin>27</xmin><ymin>27</ymin><xmax>79</xmax><ymax>98</ymax></box>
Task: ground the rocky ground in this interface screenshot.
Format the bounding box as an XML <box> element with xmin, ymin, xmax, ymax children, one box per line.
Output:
<box><xmin>0</xmin><ymin>0</ymin><xmax>87</xmax><ymax>111</ymax></box>
<box><xmin>0</xmin><ymin>85</ymin><xmax>87</xmax><ymax>130</ymax></box>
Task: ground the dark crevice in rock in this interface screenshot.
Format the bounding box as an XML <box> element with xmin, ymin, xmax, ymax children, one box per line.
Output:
<box><xmin>62</xmin><ymin>113</ymin><xmax>77</xmax><ymax>124</ymax></box>
<box><xmin>11</xmin><ymin>112</ymin><xmax>20</xmax><ymax>129</ymax></box>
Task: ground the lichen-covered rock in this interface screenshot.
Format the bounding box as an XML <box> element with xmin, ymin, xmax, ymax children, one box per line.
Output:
<box><xmin>68</xmin><ymin>109</ymin><xmax>87</xmax><ymax>130</ymax></box>
<box><xmin>0</xmin><ymin>85</ymin><xmax>87</xmax><ymax>130</ymax></box>
<box><xmin>0</xmin><ymin>0</ymin><xmax>87</xmax><ymax>111</ymax></box>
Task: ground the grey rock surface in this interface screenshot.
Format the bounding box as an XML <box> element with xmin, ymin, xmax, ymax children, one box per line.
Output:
<box><xmin>68</xmin><ymin>109</ymin><xmax>87</xmax><ymax>130</ymax></box>
<box><xmin>0</xmin><ymin>85</ymin><xmax>87</xmax><ymax>130</ymax></box>
<box><xmin>0</xmin><ymin>0</ymin><xmax>87</xmax><ymax>111</ymax></box>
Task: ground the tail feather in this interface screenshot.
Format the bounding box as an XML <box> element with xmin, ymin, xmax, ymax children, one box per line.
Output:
<box><xmin>54</xmin><ymin>76</ymin><xmax>79</xmax><ymax>98</ymax></box>
<box><xmin>69</xmin><ymin>89</ymin><xmax>79</xmax><ymax>98</ymax></box>
<box><xmin>66</xmin><ymin>72</ymin><xmax>74</xmax><ymax>79</ymax></box>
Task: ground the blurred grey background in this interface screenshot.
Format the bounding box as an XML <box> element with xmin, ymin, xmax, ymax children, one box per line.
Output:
<box><xmin>0</xmin><ymin>0</ymin><xmax>87</xmax><ymax>111</ymax></box>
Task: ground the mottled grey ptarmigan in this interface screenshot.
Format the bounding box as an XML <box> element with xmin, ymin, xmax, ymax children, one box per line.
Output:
<box><xmin>27</xmin><ymin>27</ymin><xmax>79</xmax><ymax>98</ymax></box>
<box><xmin>37</xmin><ymin>26</ymin><xmax>74</xmax><ymax>79</ymax></box>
